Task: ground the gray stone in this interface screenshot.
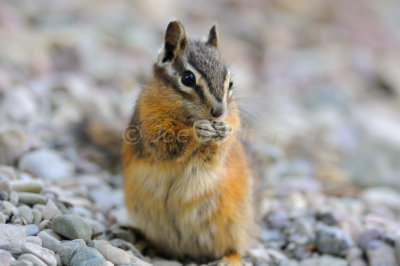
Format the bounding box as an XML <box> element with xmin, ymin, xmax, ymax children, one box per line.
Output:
<box><xmin>300</xmin><ymin>255</ymin><xmax>347</xmax><ymax>266</ymax></box>
<box><xmin>17</xmin><ymin>254</ymin><xmax>46</xmax><ymax>266</ymax></box>
<box><xmin>52</xmin><ymin>215</ymin><xmax>92</xmax><ymax>241</ymax></box>
<box><xmin>0</xmin><ymin>224</ymin><xmax>26</xmax><ymax>249</ymax></box>
<box><xmin>18</xmin><ymin>193</ymin><xmax>46</xmax><ymax>206</ymax></box>
<box><xmin>17</xmin><ymin>205</ymin><xmax>33</xmax><ymax>224</ymax></box>
<box><xmin>0</xmin><ymin>249</ymin><xmax>15</xmax><ymax>266</ymax></box>
<box><xmin>98</xmin><ymin>244</ymin><xmax>131</xmax><ymax>265</ymax></box>
<box><xmin>358</xmin><ymin>228</ymin><xmax>382</xmax><ymax>250</ymax></box>
<box><xmin>41</xmin><ymin>200</ymin><xmax>60</xmax><ymax>221</ymax></box>
<box><xmin>26</xmin><ymin>236</ymin><xmax>42</xmax><ymax>246</ymax></box>
<box><xmin>396</xmin><ymin>237</ymin><xmax>400</xmax><ymax>265</ymax></box>
<box><xmin>37</xmin><ymin>231</ymin><xmax>60</xmax><ymax>252</ymax></box>
<box><xmin>10</xmin><ymin>180</ymin><xmax>43</xmax><ymax>193</ymax></box>
<box><xmin>21</xmin><ymin>242</ymin><xmax>57</xmax><ymax>266</ymax></box>
<box><xmin>25</xmin><ymin>224</ymin><xmax>39</xmax><ymax>237</ymax></box>
<box><xmin>366</xmin><ymin>240</ymin><xmax>397</xmax><ymax>266</ymax></box>
<box><xmin>18</xmin><ymin>149</ymin><xmax>74</xmax><ymax>180</ymax></box>
<box><xmin>70</xmin><ymin>247</ymin><xmax>107</xmax><ymax>266</ymax></box>
<box><xmin>58</xmin><ymin>239</ymin><xmax>86</xmax><ymax>265</ymax></box>
<box><xmin>31</xmin><ymin>209</ymin><xmax>42</xmax><ymax>225</ymax></box>
<box><xmin>12</xmin><ymin>260</ymin><xmax>34</xmax><ymax>266</ymax></box>
<box><xmin>38</xmin><ymin>220</ymin><xmax>50</xmax><ymax>231</ymax></box>
<box><xmin>315</xmin><ymin>225</ymin><xmax>352</xmax><ymax>255</ymax></box>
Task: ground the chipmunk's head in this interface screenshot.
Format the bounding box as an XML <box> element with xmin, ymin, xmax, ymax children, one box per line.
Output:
<box><xmin>154</xmin><ymin>21</ymin><xmax>235</xmax><ymax>123</ymax></box>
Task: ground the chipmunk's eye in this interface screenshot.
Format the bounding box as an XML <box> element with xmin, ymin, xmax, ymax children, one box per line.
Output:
<box><xmin>181</xmin><ymin>70</ymin><xmax>196</xmax><ymax>87</ymax></box>
<box><xmin>229</xmin><ymin>81</ymin><xmax>233</xmax><ymax>90</ymax></box>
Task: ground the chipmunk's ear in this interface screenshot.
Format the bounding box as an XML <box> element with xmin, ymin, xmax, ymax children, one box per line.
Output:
<box><xmin>161</xmin><ymin>20</ymin><xmax>187</xmax><ymax>63</ymax></box>
<box><xmin>206</xmin><ymin>24</ymin><xmax>218</xmax><ymax>48</ymax></box>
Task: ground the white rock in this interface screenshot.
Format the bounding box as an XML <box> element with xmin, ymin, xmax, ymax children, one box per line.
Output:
<box><xmin>19</xmin><ymin>149</ymin><xmax>74</xmax><ymax>180</ymax></box>
<box><xmin>21</xmin><ymin>242</ymin><xmax>57</xmax><ymax>266</ymax></box>
<box><xmin>0</xmin><ymin>249</ymin><xmax>15</xmax><ymax>266</ymax></box>
<box><xmin>98</xmin><ymin>244</ymin><xmax>131</xmax><ymax>265</ymax></box>
<box><xmin>0</xmin><ymin>224</ymin><xmax>26</xmax><ymax>249</ymax></box>
<box><xmin>41</xmin><ymin>200</ymin><xmax>61</xmax><ymax>220</ymax></box>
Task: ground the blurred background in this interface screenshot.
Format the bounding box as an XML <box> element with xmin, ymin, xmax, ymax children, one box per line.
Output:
<box><xmin>1</xmin><ymin>0</ymin><xmax>400</xmax><ymax>264</ymax></box>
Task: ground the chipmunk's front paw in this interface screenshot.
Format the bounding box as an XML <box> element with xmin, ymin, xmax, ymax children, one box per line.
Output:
<box><xmin>213</xmin><ymin>121</ymin><xmax>233</xmax><ymax>141</ymax></box>
<box><xmin>195</xmin><ymin>120</ymin><xmax>217</xmax><ymax>142</ymax></box>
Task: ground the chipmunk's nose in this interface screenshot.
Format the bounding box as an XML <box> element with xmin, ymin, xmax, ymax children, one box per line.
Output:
<box><xmin>211</xmin><ymin>105</ymin><xmax>225</xmax><ymax>118</ymax></box>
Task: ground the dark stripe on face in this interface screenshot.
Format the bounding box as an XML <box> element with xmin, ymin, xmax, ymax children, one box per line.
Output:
<box><xmin>153</xmin><ymin>64</ymin><xmax>194</xmax><ymax>101</ymax></box>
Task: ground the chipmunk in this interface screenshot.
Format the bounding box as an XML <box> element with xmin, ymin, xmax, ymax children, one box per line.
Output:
<box><xmin>122</xmin><ymin>21</ymin><xmax>254</xmax><ymax>265</ymax></box>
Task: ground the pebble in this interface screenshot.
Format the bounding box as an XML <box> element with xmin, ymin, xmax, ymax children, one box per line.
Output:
<box><xmin>26</xmin><ymin>236</ymin><xmax>42</xmax><ymax>246</ymax></box>
<box><xmin>17</xmin><ymin>205</ymin><xmax>33</xmax><ymax>224</ymax></box>
<box><xmin>366</xmin><ymin>240</ymin><xmax>397</xmax><ymax>266</ymax></box>
<box><xmin>31</xmin><ymin>209</ymin><xmax>42</xmax><ymax>225</ymax></box>
<box><xmin>17</xmin><ymin>253</ymin><xmax>46</xmax><ymax>266</ymax></box>
<box><xmin>58</xmin><ymin>239</ymin><xmax>86</xmax><ymax>265</ymax></box>
<box><xmin>98</xmin><ymin>244</ymin><xmax>131</xmax><ymax>265</ymax></box>
<box><xmin>41</xmin><ymin>200</ymin><xmax>60</xmax><ymax>221</ymax></box>
<box><xmin>38</xmin><ymin>220</ymin><xmax>50</xmax><ymax>231</ymax></box>
<box><xmin>18</xmin><ymin>193</ymin><xmax>47</xmax><ymax>206</ymax></box>
<box><xmin>10</xmin><ymin>180</ymin><xmax>44</xmax><ymax>193</ymax></box>
<box><xmin>70</xmin><ymin>247</ymin><xmax>107</xmax><ymax>266</ymax></box>
<box><xmin>0</xmin><ymin>125</ymin><xmax>27</xmax><ymax>165</ymax></box>
<box><xmin>37</xmin><ymin>231</ymin><xmax>60</xmax><ymax>252</ymax></box>
<box><xmin>0</xmin><ymin>224</ymin><xmax>26</xmax><ymax>249</ymax></box>
<box><xmin>0</xmin><ymin>249</ymin><xmax>15</xmax><ymax>266</ymax></box>
<box><xmin>109</xmin><ymin>238</ymin><xmax>145</xmax><ymax>259</ymax></box>
<box><xmin>300</xmin><ymin>255</ymin><xmax>348</xmax><ymax>266</ymax></box>
<box><xmin>358</xmin><ymin>228</ymin><xmax>382</xmax><ymax>250</ymax></box>
<box><xmin>18</xmin><ymin>149</ymin><xmax>74</xmax><ymax>180</ymax></box>
<box><xmin>25</xmin><ymin>224</ymin><xmax>39</xmax><ymax>236</ymax></box>
<box><xmin>52</xmin><ymin>214</ymin><xmax>92</xmax><ymax>241</ymax></box>
<box><xmin>315</xmin><ymin>225</ymin><xmax>352</xmax><ymax>255</ymax></box>
<box><xmin>21</xmin><ymin>242</ymin><xmax>57</xmax><ymax>266</ymax></box>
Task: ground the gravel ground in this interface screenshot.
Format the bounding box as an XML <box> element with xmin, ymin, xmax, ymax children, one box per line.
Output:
<box><xmin>1</xmin><ymin>0</ymin><xmax>400</xmax><ymax>266</ymax></box>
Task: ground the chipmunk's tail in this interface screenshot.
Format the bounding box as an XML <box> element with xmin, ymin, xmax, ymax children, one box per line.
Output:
<box><xmin>73</xmin><ymin>115</ymin><xmax>125</xmax><ymax>172</ymax></box>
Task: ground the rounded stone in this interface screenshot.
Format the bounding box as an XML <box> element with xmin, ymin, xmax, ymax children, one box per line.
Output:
<box><xmin>38</xmin><ymin>231</ymin><xmax>60</xmax><ymax>252</ymax></box>
<box><xmin>10</xmin><ymin>180</ymin><xmax>44</xmax><ymax>193</ymax></box>
<box><xmin>70</xmin><ymin>247</ymin><xmax>107</xmax><ymax>266</ymax></box>
<box><xmin>25</xmin><ymin>224</ymin><xmax>39</xmax><ymax>236</ymax></box>
<box><xmin>18</xmin><ymin>193</ymin><xmax>47</xmax><ymax>206</ymax></box>
<box><xmin>52</xmin><ymin>215</ymin><xmax>92</xmax><ymax>241</ymax></box>
<box><xmin>315</xmin><ymin>225</ymin><xmax>352</xmax><ymax>255</ymax></box>
<box><xmin>21</xmin><ymin>242</ymin><xmax>57</xmax><ymax>266</ymax></box>
<box><xmin>18</xmin><ymin>149</ymin><xmax>74</xmax><ymax>180</ymax></box>
<box><xmin>58</xmin><ymin>239</ymin><xmax>86</xmax><ymax>265</ymax></box>
<box><xmin>98</xmin><ymin>244</ymin><xmax>131</xmax><ymax>265</ymax></box>
<box><xmin>17</xmin><ymin>254</ymin><xmax>46</xmax><ymax>266</ymax></box>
